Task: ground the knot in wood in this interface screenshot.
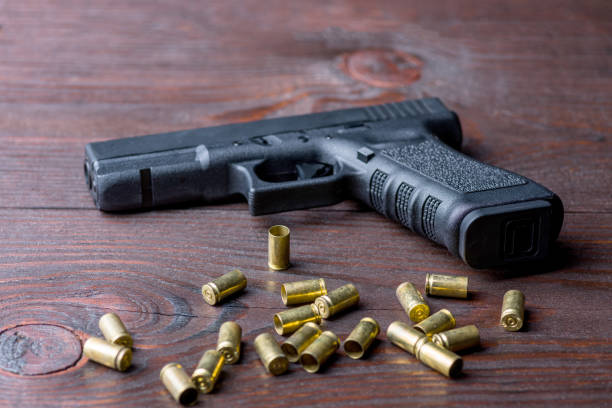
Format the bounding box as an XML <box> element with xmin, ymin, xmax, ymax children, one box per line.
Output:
<box><xmin>0</xmin><ymin>324</ymin><xmax>82</xmax><ymax>376</ymax></box>
<box><xmin>342</xmin><ymin>49</ymin><xmax>423</xmax><ymax>88</ymax></box>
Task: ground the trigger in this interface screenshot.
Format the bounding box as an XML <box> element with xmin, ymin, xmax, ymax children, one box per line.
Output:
<box><xmin>296</xmin><ymin>162</ymin><xmax>334</xmax><ymax>179</ymax></box>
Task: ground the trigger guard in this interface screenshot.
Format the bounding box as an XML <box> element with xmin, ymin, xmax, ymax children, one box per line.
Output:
<box><xmin>229</xmin><ymin>160</ymin><xmax>347</xmax><ymax>215</ymax></box>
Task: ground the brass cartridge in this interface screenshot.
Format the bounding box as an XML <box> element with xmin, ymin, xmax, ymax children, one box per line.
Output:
<box><xmin>500</xmin><ymin>289</ymin><xmax>525</xmax><ymax>331</ymax></box>
<box><xmin>83</xmin><ymin>337</ymin><xmax>132</xmax><ymax>372</ymax></box>
<box><xmin>414</xmin><ymin>309</ymin><xmax>455</xmax><ymax>338</ymax></box>
<box><xmin>314</xmin><ymin>283</ymin><xmax>359</xmax><ymax>319</ymax></box>
<box><xmin>99</xmin><ymin>312</ymin><xmax>133</xmax><ymax>348</ymax></box>
<box><xmin>281</xmin><ymin>322</ymin><xmax>322</xmax><ymax>363</ymax></box>
<box><xmin>386</xmin><ymin>321</ymin><xmax>426</xmax><ymax>355</ymax></box>
<box><xmin>160</xmin><ymin>363</ymin><xmax>198</xmax><ymax>406</ymax></box>
<box><xmin>268</xmin><ymin>225</ymin><xmax>290</xmax><ymax>270</ymax></box>
<box><xmin>432</xmin><ymin>325</ymin><xmax>480</xmax><ymax>352</ymax></box>
<box><xmin>202</xmin><ymin>269</ymin><xmax>247</xmax><ymax>305</ymax></box>
<box><xmin>216</xmin><ymin>321</ymin><xmax>241</xmax><ymax>364</ymax></box>
<box><xmin>300</xmin><ymin>330</ymin><xmax>340</xmax><ymax>373</ymax></box>
<box><xmin>273</xmin><ymin>304</ymin><xmax>321</xmax><ymax>335</ymax></box>
<box><xmin>386</xmin><ymin>321</ymin><xmax>462</xmax><ymax>378</ymax></box>
<box><xmin>254</xmin><ymin>333</ymin><xmax>288</xmax><ymax>376</ymax></box>
<box><xmin>281</xmin><ymin>278</ymin><xmax>327</xmax><ymax>306</ymax></box>
<box><xmin>191</xmin><ymin>350</ymin><xmax>225</xmax><ymax>394</ymax></box>
<box><xmin>343</xmin><ymin>317</ymin><xmax>380</xmax><ymax>359</ymax></box>
<box><xmin>415</xmin><ymin>340</ymin><xmax>463</xmax><ymax>378</ymax></box>
<box><xmin>395</xmin><ymin>282</ymin><xmax>430</xmax><ymax>323</ymax></box>
<box><xmin>425</xmin><ymin>273</ymin><xmax>468</xmax><ymax>299</ymax></box>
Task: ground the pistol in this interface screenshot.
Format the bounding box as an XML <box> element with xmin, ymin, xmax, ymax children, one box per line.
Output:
<box><xmin>84</xmin><ymin>98</ymin><xmax>563</xmax><ymax>268</ymax></box>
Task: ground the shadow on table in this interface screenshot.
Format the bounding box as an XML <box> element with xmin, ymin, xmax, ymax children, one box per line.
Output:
<box><xmin>488</xmin><ymin>241</ymin><xmax>576</xmax><ymax>279</ymax></box>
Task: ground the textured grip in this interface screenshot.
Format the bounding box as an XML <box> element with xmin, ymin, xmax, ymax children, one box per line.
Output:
<box><xmin>395</xmin><ymin>182</ymin><xmax>415</xmax><ymax>230</ymax></box>
<box><xmin>368</xmin><ymin>169</ymin><xmax>444</xmax><ymax>244</ymax></box>
<box><xmin>382</xmin><ymin>139</ymin><xmax>526</xmax><ymax>193</ymax></box>
<box><xmin>363</xmin><ymin>127</ymin><xmax>562</xmax><ymax>267</ymax></box>
<box><xmin>369</xmin><ymin>169</ymin><xmax>389</xmax><ymax>214</ymax></box>
<box><xmin>368</xmin><ymin>135</ymin><xmax>530</xmax><ymax>247</ymax></box>
<box><xmin>422</xmin><ymin>196</ymin><xmax>442</xmax><ymax>241</ymax></box>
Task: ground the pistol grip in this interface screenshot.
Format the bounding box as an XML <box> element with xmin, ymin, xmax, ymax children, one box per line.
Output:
<box><xmin>357</xmin><ymin>133</ymin><xmax>563</xmax><ymax>268</ymax></box>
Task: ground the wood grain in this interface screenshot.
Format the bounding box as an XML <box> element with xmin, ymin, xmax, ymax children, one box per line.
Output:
<box><xmin>0</xmin><ymin>209</ymin><xmax>610</xmax><ymax>406</ymax></box>
<box><xmin>0</xmin><ymin>0</ymin><xmax>610</xmax><ymax>407</ymax></box>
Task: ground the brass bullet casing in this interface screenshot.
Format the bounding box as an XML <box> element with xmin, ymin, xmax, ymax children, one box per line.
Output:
<box><xmin>281</xmin><ymin>278</ymin><xmax>327</xmax><ymax>306</ymax></box>
<box><xmin>432</xmin><ymin>325</ymin><xmax>480</xmax><ymax>352</ymax></box>
<box><xmin>268</xmin><ymin>225</ymin><xmax>290</xmax><ymax>270</ymax></box>
<box><xmin>160</xmin><ymin>363</ymin><xmax>198</xmax><ymax>406</ymax></box>
<box><xmin>500</xmin><ymin>289</ymin><xmax>525</xmax><ymax>331</ymax></box>
<box><xmin>83</xmin><ymin>337</ymin><xmax>132</xmax><ymax>371</ymax></box>
<box><xmin>99</xmin><ymin>312</ymin><xmax>133</xmax><ymax>348</ymax></box>
<box><xmin>386</xmin><ymin>321</ymin><xmax>462</xmax><ymax>378</ymax></box>
<box><xmin>343</xmin><ymin>317</ymin><xmax>380</xmax><ymax>359</ymax></box>
<box><xmin>386</xmin><ymin>321</ymin><xmax>426</xmax><ymax>355</ymax></box>
<box><xmin>396</xmin><ymin>282</ymin><xmax>430</xmax><ymax>323</ymax></box>
<box><xmin>414</xmin><ymin>308</ymin><xmax>456</xmax><ymax>338</ymax></box>
<box><xmin>300</xmin><ymin>330</ymin><xmax>340</xmax><ymax>373</ymax></box>
<box><xmin>425</xmin><ymin>273</ymin><xmax>469</xmax><ymax>299</ymax></box>
<box><xmin>254</xmin><ymin>333</ymin><xmax>289</xmax><ymax>376</ymax></box>
<box><xmin>314</xmin><ymin>283</ymin><xmax>359</xmax><ymax>319</ymax></box>
<box><xmin>281</xmin><ymin>322</ymin><xmax>322</xmax><ymax>363</ymax></box>
<box><xmin>216</xmin><ymin>321</ymin><xmax>241</xmax><ymax>364</ymax></box>
<box><xmin>273</xmin><ymin>304</ymin><xmax>322</xmax><ymax>335</ymax></box>
<box><xmin>415</xmin><ymin>340</ymin><xmax>463</xmax><ymax>378</ymax></box>
<box><xmin>202</xmin><ymin>269</ymin><xmax>247</xmax><ymax>305</ymax></box>
<box><xmin>191</xmin><ymin>350</ymin><xmax>225</xmax><ymax>394</ymax></box>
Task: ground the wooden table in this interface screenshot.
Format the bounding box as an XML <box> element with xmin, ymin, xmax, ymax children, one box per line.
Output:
<box><xmin>0</xmin><ymin>1</ymin><xmax>610</xmax><ymax>406</ymax></box>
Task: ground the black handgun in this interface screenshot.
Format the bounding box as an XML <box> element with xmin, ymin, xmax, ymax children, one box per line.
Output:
<box><xmin>84</xmin><ymin>98</ymin><xmax>563</xmax><ymax>268</ymax></box>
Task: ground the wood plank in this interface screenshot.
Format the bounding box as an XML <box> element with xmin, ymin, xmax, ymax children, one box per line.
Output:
<box><xmin>0</xmin><ymin>209</ymin><xmax>610</xmax><ymax>406</ymax></box>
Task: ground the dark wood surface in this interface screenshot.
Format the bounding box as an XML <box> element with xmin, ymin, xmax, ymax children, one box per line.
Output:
<box><xmin>0</xmin><ymin>1</ymin><xmax>610</xmax><ymax>406</ymax></box>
